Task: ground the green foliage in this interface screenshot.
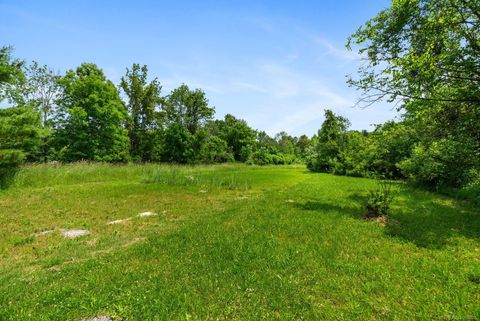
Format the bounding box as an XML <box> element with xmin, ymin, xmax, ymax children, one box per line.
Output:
<box><xmin>366</xmin><ymin>121</ymin><xmax>417</xmax><ymax>178</ymax></box>
<box><xmin>213</xmin><ymin>114</ymin><xmax>256</xmax><ymax>162</ymax></box>
<box><xmin>246</xmin><ymin>148</ymin><xmax>273</xmax><ymax>165</ymax></box>
<box><xmin>348</xmin><ymin>0</ymin><xmax>480</xmax><ymax>106</ymax></box>
<box><xmin>0</xmin><ymin>46</ymin><xmax>23</xmax><ymax>88</ymax></box>
<box><xmin>164</xmin><ymin>84</ymin><xmax>214</xmax><ymax>135</ymax></box>
<box><xmin>54</xmin><ymin>63</ymin><xmax>130</xmax><ymax>162</ymax></box>
<box><xmin>160</xmin><ymin>124</ymin><xmax>195</xmax><ymax>164</ymax></box>
<box><xmin>348</xmin><ymin>0</ymin><xmax>480</xmax><ymax>191</ymax></box>
<box><xmin>306</xmin><ymin>109</ymin><xmax>349</xmax><ymax>172</ymax></box>
<box><xmin>365</xmin><ymin>180</ymin><xmax>396</xmax><ymax>218</ymax></box>
<box><xmin>0</xmin><ymin>105</ymin><xmax>43</xmax><ymax>161</ymax></box>
<box><xmin>120</xmin><ymin>64</ymin><xmax>163</xmax><ymax>161</ymax></box>
<box><xmin>200</xmin><ymin>136</ymin><xmax>234</xmax><ymax>163</ymax></box>
<box><xmin>0</xmin><ymin>149</ymin><xmax>25</xmax><ymax>188</ymax></box>
<box><xmin>399</xmin><ymin>139</ymin><xmax>476</xmax><ymax>189</ymax></box>
<box><xmin>246</xmin><ymin>148</ymin><xmax>295</xmax><ymax>166</ymax></box>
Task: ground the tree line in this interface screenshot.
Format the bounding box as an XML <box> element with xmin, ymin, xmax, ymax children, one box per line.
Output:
<box><xmin>1</xmin><ymin>0</ymin><xmax>478</xmax><ymax>199</ymax></box>
<box><xmin>0</xmin><ymin>49</ymin><xmax>311</xmax><ymax>186</ymax></box>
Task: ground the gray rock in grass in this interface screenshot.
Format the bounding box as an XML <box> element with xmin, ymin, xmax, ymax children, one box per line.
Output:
<box><xmin>138</xmin><ymin>211</ymin><xmax>156</xmax><ymax>217</ymax></box>
<box><xmin>62</xmin><ymin>229</ymin><xmax>90</xmax><ymax>238</ymax></box>
<box><xmin>81</xmin><ymin>316</ymin><xmax>114</xmax><ymax>321</ymax></box>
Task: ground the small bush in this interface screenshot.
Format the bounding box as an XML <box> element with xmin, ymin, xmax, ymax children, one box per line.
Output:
<box><xmin>365</xmin><ymin>180</ymin><xmax>396</xmax><ymax>218</ymax></box>
<box><xmin>246</xmin><ymin>148</ymin><xmax>296</xmax><ymax>166</ymax></box>
<box><xmin>0</xmin><ymin>149</ymin><xmax>25</xmax><ymax>188</ymax></box>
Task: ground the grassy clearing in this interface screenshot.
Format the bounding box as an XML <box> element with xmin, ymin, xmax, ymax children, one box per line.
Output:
<box><xmin>0</xmin><ymin>163</ymin><xmax>479</xmax><ymax>320</ymax></box>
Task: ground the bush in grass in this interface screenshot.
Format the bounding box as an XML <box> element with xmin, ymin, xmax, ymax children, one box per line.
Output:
<box><xmin>365</xmin><ymin>180</ymin><xmax>396</xmax><ymax>218</ymax></box>
<box><xmin>246</xmin><ymin>148</ymin><xmax>272</xmax><ymax>165</ymax></box>
<box><xmin>246</xmin><ymin>148</ymin><xmax>296</xmax><ymax>166</ymax></box>
<box><xmin>399</xmin><ymin>139</ymin><xmax>476</xmax><ymax>189</ymax></box>
<box><xmin>200</xmin><ymin>136</ymin><xmax>234</xmax><ymax>163</ymax></box>
<box><xmin>0</xmin><ymin>149</ymin><xmax>25</xmax><ymax>188</ymax></box>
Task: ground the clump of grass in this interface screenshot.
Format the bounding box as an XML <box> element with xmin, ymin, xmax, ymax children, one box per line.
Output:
<box><xmin>142</xmin><ymin>166</ymin><xmax>251</xmax><ymax>190</ymax></box>
<box><xmin>12</xmin><ymin>236</ymin><xmax>34</xmax><ymax>246</ymax></box>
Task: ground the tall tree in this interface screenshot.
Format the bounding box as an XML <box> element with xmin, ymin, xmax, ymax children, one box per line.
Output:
<box><xmin>4</xmin><ymin>61</ymin><xmax>60</xmax><ymax>129</ymax></box>
<box><xmin>2</xmin><ymin>62</ymin><xmax>61</xmax><ymax>162</ymax></box>
<box><xmin>348</xmin><ymin>0</ymin><xmax>480</xmax><ymax>187</ymax></box>
<box><xmin>214</xmin><ymin>114</ymin><xmax>256</xmax><ymax>162</ymax></box>
<box><xmin>120</xmin><ymin>64</ymin><xmax>163</xmax><ymax>161</ymax></box>
<box><xmin>0</xmin><ymin>46</ymin><xmax>35</xmax><ymax>187</ymax></box>
<box><xmin>0</xmin><ymin>46</ymin><xmax>23</xmax><ymax>88</ymax></box>
<box><xmin>164</xmin><ymin>84</ymin><xmax>214</xmax><ymax>135</ymax></box>
<box><xmin>306</xmin><ymin>109</ymin><xmax>350</xmax><ymax>173</ymax></box>
<box><xmin>348</xmin><ymin>0</ymin><xmax>480</xmax><ymax>106</ymax></box>
<box><xmin>54</xmin><ymin>63</ymin><xmax>129</xmax><ymax>162</ymax></box>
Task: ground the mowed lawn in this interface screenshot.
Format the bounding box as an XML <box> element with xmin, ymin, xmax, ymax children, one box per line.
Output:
<box><xmin>0</xmin><ymin>164</ymin><xmax>479</xmax><ymax>320</ymax></box>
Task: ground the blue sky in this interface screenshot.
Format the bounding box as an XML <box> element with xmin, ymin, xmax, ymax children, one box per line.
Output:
<box><xmin>0</xmin><ymin>0</ymin><xmax>399</xmax><ymax>136</ymax></box>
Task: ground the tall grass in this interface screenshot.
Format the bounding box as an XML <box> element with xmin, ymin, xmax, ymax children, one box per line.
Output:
<box><xmin>10</xmin><ymin>162</ymin><xmax>147</xmax><ymax>189</ymax></box>
<box><xmin>142</xmin><ymin>166</ymin><xmax>252</xmax><ymax>190</ymax></box>
<box><xmin>8</xmin><ymin>162</ymin><xmax>252</xmax><ymax>190</ymax></box>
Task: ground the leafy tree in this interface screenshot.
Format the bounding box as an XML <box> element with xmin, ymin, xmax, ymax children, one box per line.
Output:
<box><xmin>161</xmin><ymin>124</ymin><xmax>194</xmax><ymax>163</ymax></box>
<box><xmin>348</xmin><ymin>0</ymin><xmax>480</xmax><ymax>106</ymax></box>
<box><xmin>275</xmin><ymin>131</ymin><xmax>297</xmax><ymax>156</ymax></box>
<box><xmin>214</xmin><ymin>114</ymin><xmax>256</xmax><ymax>162</ymax></box>
<box><xmin>0</xmin><ymin>105</ymin><xmax>42</xmax><ymax>160</ymax></box>
<box><xmin>337</xmin><ymin>130</ymin><xmax>371</xmax><ymax>177</ymax></box>
<box><xmin>0</xmin><ymin>46</ymin><xmax>23</xmax><ymax>90</ymax></box>
<box><xmin>200</xmin><ymin>135</ymin><xmax>234</xmax><ymax>163</ymax></box>
<box><xmin>307</xmin><ymin>109</ymin><xmax>350</xmax><ymax>172</ymax></box>
<box><xmin>164</xmin><ymin>84</ymin><xmax>214</xmax><ymax>135</ymax></box>
<box><xmin>296</xmin><ymin>134</ymin><xmax>310</xmax><ymax>159</ymax></box>
<box><xmin>54</xmin><ymin>63</ymin><xmax>129</xmax><ymax>162</ymax></box>
<box><xmin>0</xmin><ymin>106</ymin><xmax>42</xmax><ymax>187</ymax></box>
<box><xmin>3</xmin><ymin>61</ymin><xmax>61</xmax><ymax>162</ymax></box>
<box><xmin>348</xmin><ymin>0</ymin><xmax>480</xmax><ymax>188</ymax></box>
<box><xmin>120</xmin><ymin>64</ymin><xmax>163</xmax><ymax>161</ymax></box>
<box><xmin>399</xmin><ymin>138</ymin><xmax>477</xmax><ymax>188</ymax></box>
<box><xmin>4</xmin><ymin>61</ymin><xmax>60</xmax><ymax>128</ymax></box>
<box><xmin>256</xmin><ymin>131</ymin><xmax>277</xmax><ymax>152</ymax></box>
<box><xmin>367</xmin><ymin>121</ymin><xmax>418</xmax><ymax>178</ymax></box>
<box><xmin>0</xmin><ymin>46</ymin><xmax>30</xmax><ymax>187</ymax></box>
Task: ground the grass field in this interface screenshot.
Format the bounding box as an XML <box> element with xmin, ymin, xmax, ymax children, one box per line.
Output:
<box><xmin>0</xmin><ymin>163</ymin><xmax>479</xmax><ymax>320</ymax></box>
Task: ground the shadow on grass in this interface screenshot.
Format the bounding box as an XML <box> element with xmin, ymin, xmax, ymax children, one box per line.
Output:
<box><xmin>292</xmin><ymin>190</ymin><xmax>480</xmax><ymax>249</ymax></box>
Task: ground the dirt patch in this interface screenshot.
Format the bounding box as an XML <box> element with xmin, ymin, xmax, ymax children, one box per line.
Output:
<box><xmin>364</xmin><ymin>215</ymin><xmax>399</xmax><ymax>227</ymax></box>
<box><xmin>35</xmin><ymin>230</ymin><xmax>54</xmax><ymax>237</ymax></box>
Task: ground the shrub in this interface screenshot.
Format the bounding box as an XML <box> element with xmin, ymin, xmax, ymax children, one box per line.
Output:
<box><xmin>399</xmin><ymin>139</ymin><xmax>475</xmax><ymax>189</ymax></box>
<box><xmin>200</xmin><ymin>136</ymin><xmax>234</xmax><ymax>164</ymax></box>
<box><xmin>246</xmin><ymin>148</ymin><xmax>272</xmax><ymax>165</ymax></box>
<box><xmin>365</xmin><ymin>180</ymin><xmax>396</xmax><ymax>218</ymax></box>
<box><xmin>0</xmin><ymin>149</ymin><xmax>25</xmax><ymax>188</ymax></box>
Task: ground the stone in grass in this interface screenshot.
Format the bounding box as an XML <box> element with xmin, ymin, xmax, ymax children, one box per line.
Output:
<box><xmin>81</xmin><ymin>316</ymin><xmax>124</xmax><ymax>321</ymax></box>
<box><xmin>62</xmin><ymin>229</ymin><xmax>90</xmax><ymax>238</ymax></box>
<box><xmin>138</xmin><ymin>211</ymin><xmax>156</xmax><ymax>217</ymax></box>
<box><xmin>106</xmin><ymin>218</ymin><xmax>131</xmax><ymax>225</ymax></box>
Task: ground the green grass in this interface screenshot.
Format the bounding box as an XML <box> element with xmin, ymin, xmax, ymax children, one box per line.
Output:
<box><xmin>0</xmin><ymin>163</ymin><xmax>479</xmax><ymax>320</ymax></box>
